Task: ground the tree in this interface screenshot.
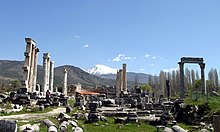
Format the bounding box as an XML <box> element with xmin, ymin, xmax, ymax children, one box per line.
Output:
<box><xmin>135</xmin><ymin>75</ymin><xmax>139</xmax><ymax>87</ymax></box>
<box><xmin>196</xmin><ymin>71</ymin><xmax>200</xmax><ymax>80</ymax></box>
<box><xmin>191</xmin><ymin>69</ymin><xmax>195</xmax><ymax>88</ymax></box>
<box><xmin>11</xmin><ymin>80</ymin><xmax>20</xmax><ymax>91</ymax></box>
<box><xmin>213</xmin><ymin>69</ymin><xmax>219</xmax><ymax>92</ymax></box>
<box><xmin>208</xmin><ymin>68</ymin><xmax>214</xmax><ymax>91</ymax></box>
<box><xmin>185</xmin><ymin>68</ymin><xmax>191</xmax><ymax>91</ymax></box>
<box><xmin>159</xmin><ymin>71</ymin><xmax>166</xmax><ymax>96</ymax></box>
<box><xmin>141</xmin><ymin>84</ymin><xmax>152</xmax><ymax>92</ymax></box>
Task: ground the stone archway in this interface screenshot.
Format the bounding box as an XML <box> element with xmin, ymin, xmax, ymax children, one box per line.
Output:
<box><xmin>178</xmin><ymin>57</ymin><xmax>206</xmax><ymax>98</ymax></box>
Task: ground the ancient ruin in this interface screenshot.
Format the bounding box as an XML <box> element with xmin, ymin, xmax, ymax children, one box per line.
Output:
<box><xmin>22</xmin><ymin>38</ymin><xmax>39</xmax><ymax>92</ymax></box>
<box><xmin>0</xmin><ymin>38</ymin><xmax>218</xmax><ymax>132</ymax></box>
<box><xmin>63</xmin><ymin>68</ymin><xmax>68</xmax><ymax>96</ymax></box>
<box><xmin>116</xmin><ymin>64</ymin><xmax>128</xmax><ymax>97</ymax></box>
<box><xmin>42</xmin><ymin>53</ymin><xmax>55</xmax><ymax>96</ymax></box>
<box><xmin>178</xmin><ymin>57</ymin><xmax>206</xmax><ymax>98</ymax></box>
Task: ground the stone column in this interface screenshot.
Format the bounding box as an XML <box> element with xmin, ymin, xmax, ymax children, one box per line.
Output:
<box><xmin>122</xmin><ymin>64</ymin><xmax>127</xmax><ymax>93</ymax></box>
<box><xmin>116</xmin><ymin>70</ymin><xmax>123</xmax><ymax>97</ymax></box>
<box><xmin>22</xmin><ymin>38</ymin><xmax>35</xmax><ymax>91</ymax></box>
<box><xmin>116</xmin><ymin>70</ymin><xmax>120</xmax><ymax>97</ymax></box>
<box><xmin>32</xmin><ymin>48</ymin><xmax>39</xmax><ymax>93</ymax></box>
<box><xmin>200</xmin><ymin>63</ymin><xmax>206</xmax><ymax>94</ymax></box>
<box><xmin>28</xmin><ymin>44</ymin><xmax>36</xmax><ymax>92</ymax></box>
<box><xmin>119</xmin><ymin>69</ymin><xmax>123</xmax><ymax>92</ymax></box>
<box><xmin>49</xmin><ymin>61</ymin><xmax>54</xmax><ymax>93</ymax></box>
<box><xmin>63</xmin><ymin>68</ymin><xmax>68</xmax><ymax>96</ymax></box>
<box><xmin>43</xmin><ymin>53</ymin><xmax>50</xmax><ymax>96</ymax></box>
<box><xmin>178</xmin><ymin>62</ymin><xmax>185</xmax><ymax>99</ymax></box>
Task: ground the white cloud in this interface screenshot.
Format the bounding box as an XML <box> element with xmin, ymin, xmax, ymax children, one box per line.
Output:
<box><xmin>112</xmin><ymin>54</ymin><xmax>136</xmax><ymax>62</ymax></box>
<box><xmin>74</xmin><ymin>35</ymin><xmax>81</xmax><ymax>38</ymax></box>
<box><xmin>68</xmin><ymin>35</ymin><xmax>81</xmax><ymax>40</ymax></box>
<box><xmin>163</xmin><ymin>67</ymin><xmax>179</xmax><ymax>72</ymax></box>
<box><xmin>83</xmin><ymin>44</ymin><xmax>89</xmax><ymax>48</ymax></box>
<box><xmin>145</xmin><ymin>54</ymin><xmax>151</xmax><ymax>58</ymax></box>
<box><xmin>152</xmin><ymin>56</ymin><xmax>157</xmax><ymax>59</ymax></box>
<box><xmin>150</xmin><ymin>64</ymin><xmax>155</xmax><ymax>66</ymax></box>
<box><xmin>140</xmin><ymin>68</ymin><xmax>145</xmax><ymax>71</ymax></box>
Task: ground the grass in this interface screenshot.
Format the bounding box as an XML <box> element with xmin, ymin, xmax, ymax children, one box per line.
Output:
<box><xmin>68</xmin><ymin>98</ymin><xmax>75</xmax><ymax>106</ymax></box>
<box><xmin>77</xmin><ymin>118</ymin><xmax>157</xmax><ymax>132</ymax></box>
<box><xmin>185</xmin><ymin>93</ymin><xmax>220</xmax><ymax>117</ymax></box>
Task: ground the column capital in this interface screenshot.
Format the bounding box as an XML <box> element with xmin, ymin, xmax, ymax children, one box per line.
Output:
<box><xmin>178</xmin><ymin>62</ymin><xmax>184</xmax><ymax>65</ymax></box>
<box><xmin>199</xmin><ymin>63</ymin><xmax>205</xmax><ymax>69</ymax></box>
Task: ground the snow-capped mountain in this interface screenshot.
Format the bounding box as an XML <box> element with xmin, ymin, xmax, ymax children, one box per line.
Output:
<box><xmin>87</xmin><ymin>64</ymin><xmax>118</xmax><ymax>75</ymax></box>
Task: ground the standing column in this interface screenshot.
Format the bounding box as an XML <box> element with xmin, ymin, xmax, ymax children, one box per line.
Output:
<box><xmin>63</xmin><ymin>68</ymin><xmax>68</xmax><ymax>96</ymax></box>
<box><xmin>122</xmin><ymin>64</ymin><xmax>127</xmax><ymax>93</ymax></box>
<box><xmin>29</xmin><ymin>45</ymin><xmax>36</xmax><ymax>92</ymax></box>
<box><xmin>22</xmin><ymin>38</ymin><xmax>34</xmax><ymax>89</ymax></box>
<box><xmin>32</xmin><ymin>48</ymin><xmax>39</xmax><ymax>92</ymax></box>
<box><xmin>200</xmin><ymin>63</ymin><xmax>206</xmax><ymax>94</ymax></box>
<box><xmin>43</xmin><ymin>53</ymin><xmax>50</xmax><ymax>96</ymax></box>
<box><xmin>119</xmin><ymin>70</ymin><xmax>123</xmax><ymax>92</ymax></box>
<box><xmin>178</xmin><ymin>62</ymin><xmax>185</xmax><ymax>99</ymax></box>
<box><xmin>116</xmin><ymin>70</ymin><xmax>120</xmax><ymax>97</ymax></box>
<box><xmin>49</xmin><ymin>61</ymin><xmax>54</xmax><ymax>92</ymax></box>
<box><xmin>46</xmin><ymin>57</ymin><xmax>50</xmax><ymax>92</ymax></box>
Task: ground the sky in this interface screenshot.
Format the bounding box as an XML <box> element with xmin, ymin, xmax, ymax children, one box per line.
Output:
<box><xmin>0</xmin><ymin>0</ymin><xmax>220</xmax><ymax>75</ymax></box>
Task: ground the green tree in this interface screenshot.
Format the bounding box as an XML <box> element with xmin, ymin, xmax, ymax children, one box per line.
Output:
<box><xmin>141</xmin><ymin>84</ymin><xmax>152</xmax><ymax>92</ymax></box>
<box><xmin>11</xmin><ymin>80</ymin><xmax>20</xmax><ymax>91</ymax></box>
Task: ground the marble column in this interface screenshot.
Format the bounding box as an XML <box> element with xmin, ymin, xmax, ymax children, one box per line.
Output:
<box><xmin>178</xmin><ymin>62</ymin><xmax>185</xmax><ymax>99</ymax></box>
<box><xmin>22</xmin><ymin>38</ymin><xmax>37</xmax><ymax>92</ymax></box>
<box><xmin>49</xmin><ymin>61</ymin><xmax>54</xmax><ymax>93</ymax></box>
<box><xmin>122</xmin><ymin>64</ymin><xmax>127</xmax><ymax>93</ymax></box>
<box><xmin>200</xmin><ymin>63</ymin><xmax>206</xmax><ymax>94</ymax></box>
<box><xmin>43</xmin><ymin>53</ymin><xmax>50</xmax><ymax>96</ymax></box>
<box><xmin>32</xmin><ymin>48</ymin><xmax>39</xmax><ymax>92</ymax></box>
<box><xmin>116</xmin><ymin>70</ymin><xmax>120</xmax><ymax>97</ymax></box>
<box><xmin>63</xmin><ymin>68</ymin><xmax>68</xmax><ymax>96</ymax></box>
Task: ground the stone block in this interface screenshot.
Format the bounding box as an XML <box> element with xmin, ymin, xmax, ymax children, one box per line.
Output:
<box><xmin>0</xmin><ymin>120</ymin><xmax>17</xmax><ymax>132</ymax></box>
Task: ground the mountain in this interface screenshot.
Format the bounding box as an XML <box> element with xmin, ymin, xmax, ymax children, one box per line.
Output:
<box><xmin>86</xmin><ymin>64</ymin><xmax>117</xmax><ymax>75</ymax></box>
<box><xmin>0</xmin><ymin>60</ymin><xmax>116</xmax><ymax>88</ymax></box>
<box><xmin>87</xmin><ymin>64</ymin><xmax>150</xmax><ymax>84</ymax></box>
<box><xmin>98</xmin><ymin>72</ymin><xmax>149</xmax><ymax>84</ymax></box>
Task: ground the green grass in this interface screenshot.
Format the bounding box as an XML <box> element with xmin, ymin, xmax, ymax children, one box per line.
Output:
<box><xmin>68</xmin><ymin>98</ymin><xmax>75</xmax><ymax>106</ymax></box>
<box><xmin>77</xmin><ymin>118</ymin><xmax>157</xmax><ymax>132</ymax></box>
<box><xmin>184</xmin><ymin>93</ymin><xmax>220</xmax><ymax>119</ymax></box>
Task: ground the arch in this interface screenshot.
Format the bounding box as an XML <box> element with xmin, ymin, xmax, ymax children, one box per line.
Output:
<box><xmin>178</xmin><ymin>57</ymin><xmax>206</xmax><ymax>98</ymax></box>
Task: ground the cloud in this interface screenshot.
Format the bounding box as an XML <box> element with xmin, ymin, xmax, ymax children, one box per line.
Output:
<box><xmin>112</xmin><ymin>54</ymin><xmax>136</xmax><ymax>62</ymax></box>
<box><xmin>150</xmin><ymin>64</ymin><xmax>155</xmax><ymax>66</ymax></box>
<box><xmin>68</xmin><ymin>35</ymin><xmax>81</xmax><ymax>40</ymax></box>
<box><xmin>83</xmin><ymin>44</ymin><xmax>89</xmax><ymax>48</ymax></box>
<box><xmin>152</xmin><ymin>56</ymin><xmax>157</xmax><ymax>59</ymax></box>
<box><xmin>163</xmin><ymin>67</ymin><xmax>179</xmax><ymax>72</ymax></box>
<box><xmin>74</xmin><ymin>35</ymin><xmax>81</xmax><ymax>38</ymax></box>
<box><xmin>145</xmin><ymin>54</ymin><xmax>151</xmax><ymax>58</ymax></box>
<box><xmin>140</xmin><ymin>68</ymin><xmax>145</xmax><ymax>71</ymax></box>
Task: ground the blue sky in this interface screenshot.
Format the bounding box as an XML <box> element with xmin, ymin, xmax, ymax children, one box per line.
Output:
<box><xmin>0</xmin><ymin>0</ymin><xmax>220</xmax><ymax>75</ymax></box>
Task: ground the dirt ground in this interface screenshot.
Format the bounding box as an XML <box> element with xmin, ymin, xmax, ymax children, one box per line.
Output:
<box><xmin>0</xmin><ymin>107</ymin><xmax>66</xmax><ymax>120</ymax></box>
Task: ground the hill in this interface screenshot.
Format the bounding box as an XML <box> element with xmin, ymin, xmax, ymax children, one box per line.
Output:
<box><xmin>0</xmin><ymin>60</ymin><xmax>117</xmax><ymax>89</ymax></box>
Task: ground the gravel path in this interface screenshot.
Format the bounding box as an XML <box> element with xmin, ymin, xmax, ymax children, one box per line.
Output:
<box><xmin>0</xmin><ymin>107</ymin><xmax>66</xmax><ymax>120</ymax></box>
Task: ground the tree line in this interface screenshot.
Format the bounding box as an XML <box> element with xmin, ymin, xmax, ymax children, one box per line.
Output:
<box><xmin>142</xmin><ymin>68</ymin><xmax>219</xmax><ymax>98</ymax></box>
